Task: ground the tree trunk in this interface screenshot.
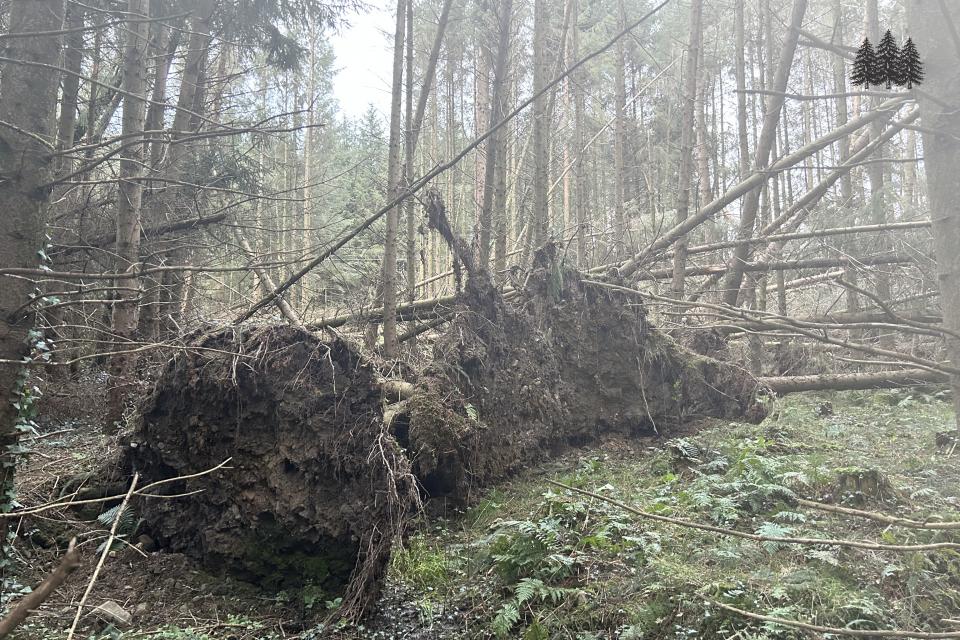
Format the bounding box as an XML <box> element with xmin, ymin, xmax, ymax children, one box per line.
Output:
<box><xmin>301</xmin><ymin>27</ymin><xmax>317</xmax><ymax>310</ymax></box>
<box><xmin>670</xmin><ymin>0</ymin><xmax>703</xmax><ymax>305</ymax></box>
<box><xmin>0</xmin><ymin>0</ymin><xmax>65</xmax><ymax>549</ymax></box>
<box><xmin>864</xmin><ymin>0</ymin><xmax>893</xmax><ymax>349</ymax></box>
<box><xmin>734</xmin><ymin>0</ymin><xmax>750</xmax><ymax>182</ymax></box>
<box><xmin>155</xmin><ymin>0</ymin><xmax>214</xmax><ymax>334</ymax></box>
<box><xmin>571</xmin><ymin>4</ymin><xmax>588</xmax><ymax>267</ymax></box>
<box><xmin>404</xmin><ymin>1</ymin><xmax>416</xmax><ymax>328</ymax></box>
<box><xmin>55</xmin><ymin>5</ymin><xmax>84</xmax><ymax>176</ymax></box>
<box><xmin>106</xmin><ymin>0</ymin><xmax>152</xmax><ymax>428</ymax></box>
<box><xmin>381</xmin><ymin>0</ymin><xmax>408</xmax><ymax>358</ymax></box>
<box><xmin>761</xmin><ymin>369</ymin><xmax>947</xmax><ymax>394</ymax></box>
<box><xmin>612</xmin><ymin>0</ymin><xmax>628</xmax><ymax>259</ymax></box>
<box><xmin>530</xmin><ymin>0</ymin><xmax>550</xmax><ymax>254</ymax></box>
<box><xmin>908</xmin><ymin>1</ymin><xmax>960</xmax><ymax>429</ymax></box>
<box><xmin>479</xmin><ymin>0</ymin><xmax>514</xmax><ymax>272</ymax></box>
<box><xmin>720</xmin><ymin>0</ymin><xmax>807</xmax><ymax>306</ymax></box>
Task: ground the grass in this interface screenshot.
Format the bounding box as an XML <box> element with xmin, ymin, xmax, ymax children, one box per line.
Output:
<box><xmin>380</xmin><ymin>388</ymin><xmax>960</xmax><ymax>639</ymax></box>
<box><xmin>15</xmin><ymin>388</ymin><xmax>957</xmax><ymax>639</ymax></box>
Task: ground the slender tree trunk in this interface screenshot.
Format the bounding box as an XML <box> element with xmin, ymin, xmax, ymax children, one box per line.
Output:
<box><xmin>158</xmin><ymin>0</ymin><xmax>214</xmax><ymax>333</ymax></box>
<box><xmin>903</xmin><ymin>128</ymin><xmax>918</xmax><ymax>209</ymax></box>
<box><xmin>106</xmin><ymin>0</ymin><xmax>151</xmax><ymax>428</ymax></box>
<box><xmin>530</xmin><ymin>0</ymin><xmax>551</xmax><ymax>254</ymax></box>
<box><xmin>473</xmin><ymin>37</ymin><xmax>489</xmax><ymax>264</ymax></box>
<box><xmin>138</xmin><ymin>16</ymin><xmax>180</xmax><ymax>341</ymax></box>
<box><xmin>45</xmin><ymin>3</ymin><xmax>85</xmax><ymax>374</ymax></box>
<box><xmin>864</xmin><ymin>0</ymin><xmax>893</xmax><ymax>348</ymax></box>
<box><xmin>695</xmin><ymin>58</ymin><xmax>713</xmax><ymax>218</ymax></box>
<box><xmin>381</xmin><ymin>0</ymin><xmax>407</xmax><ymax>358</ymax></box>
<box><xmin>720</xmin><ymin>0</ymin><xmax>807</xmax><ymax>306</ymax></box>
<box><xmin>734</xmin><ymin>0</ymin><xmax>750</xmax><ymax>181</ymax></box>
<box><xmin>834</xmin><ymin>0</ymin><xmax>862</xmax><ymax>342</ymax></box>
<box><xmin>480</xmin><ymin>0</ymin><xmax>514</xmax><ymax>272</ymax></box>
<box><xmin>570</xmin><ymin>3</ymin><xmax>587</xmax><ymax>267</ymax></box>
<box><xmin>670</xmin><ymin>0</ymin><xmax>703</xmax><ymax>306</ymax></box>
<box><xmin>84</xmin><ymin>18</ymin><xmax>103</xmax><ymax>156</ymax></box>
<box><xmin>404</xmin><ymin>0</ymin><xmax>416</xmax><ymax>327</ymax></box>
<box><xmin>55</xmin><ymin>5</ymin><xmax>84</xmax><ymax>176</ymax></box>
<box><xmin>146</xmin><ymin>22</ymin><xmax>180</xmax><ymax>169</ymax></box>
<box><xmin>612</xmin><ymin>0</ymin><xmax>628</xmax><ymax>259</ymax></box>
<box><xmin>301</xmin><ymin>26</ymin><xmax>317</xmax><ymax>310</ymax></box>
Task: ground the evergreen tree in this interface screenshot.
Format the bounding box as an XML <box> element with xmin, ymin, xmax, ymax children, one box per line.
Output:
<box><xmin>876</xmin><ymin>29</ymin><xmax>900</xmax><ymax>89</ymax></box>
<box><xmin>898</xmin><ymin>37</ymin><xmax>924</xmax><ymax>88</ymax></box>
<box><xmin>851</xmin><ymin>37</ymin><xmax>876</xmax><ymax>88</ymax></box>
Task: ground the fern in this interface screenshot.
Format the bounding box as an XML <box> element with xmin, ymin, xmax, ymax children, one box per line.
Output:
<box><xmin>95</xmin><ymin>505</ymin><xmax>141</xmax><ymax>554</ymax></box>
<box><xmin>491</xmin><ymin>602</ymin><xmax>520</xmax><ymax>638</ymax></box>
<box><xmin>806</xmin><ymin>548</ymin><xmax>840</xmax><ymax>566</ymax></box>
<box><xmin>755</xmin><ymin>521</ymin><xmax>794</xmax><ymax>552</ymax></box>
<box><xmin>492</xmin><ymin>578</ymin><xmax>585</xmax><ymax>637</ymax></box>
<box><xmin>773</xmin><ymin>510</ymin><xmax>807</xmax><ymax>524</ymax></box>
<box><xmin>97</xmin><ymin>504</ymin><xmax>139</xmax><ymax>534</ymax></box>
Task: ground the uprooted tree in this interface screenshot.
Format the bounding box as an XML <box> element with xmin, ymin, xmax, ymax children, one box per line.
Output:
<box><xmin>125</xmin><ymin>195</ymin><xmax>767</xmax><ymax>619</ymax></box>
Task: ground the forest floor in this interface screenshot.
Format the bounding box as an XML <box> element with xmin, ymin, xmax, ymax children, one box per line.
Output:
<box><xmin>5</xmin><ymin>384</ymin><xmax>960</xmax><ymax>639</ymax></box>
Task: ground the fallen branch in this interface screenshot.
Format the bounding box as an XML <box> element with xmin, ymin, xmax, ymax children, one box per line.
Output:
<box><xmin>713</xmin><ymin>601</ymin><xmax>960</xmax><ymax>638</ymax></box>
<box><xmin>0</xmin><ymin>458</ymin><xmax>231</xmax><ymax>519</ymax></box>
<box><xmin>797</xmin><ymin>498</ymin><xmax>960</xmax><ymax>530</ymax></box>
<box><xmin>583</xmin><ymin>279</ymin><xmax>954</xmax><ymax>376</ymax></box>
<box><xmin>232</xmin><ymin>227</ymin><xmax>301</xmax><ymax>326</ymax></box>
<box><xmin>66</xmin><ymin>474</ymin><xmax>139</xmax><ymax>640</ymax></box>
<box><xmin>306</xmin><ymin>294</ymin><xmax>456</xmax><ymax>330</ymax></box>
<box><xmin>673</xmin><ymin>221</ymin><xmax>931</xmax><ymax>258</ymax></box>
<box><xmin>0</xmin><ymin>539</ymin><xmax>81</xmax><ymax>638</ymax></box>
<box><xmin>832</xmin><ymin>277</ymin><xmax>960</xmax><ymax>341</ymax></box>
<box><xmin>398</xmin><ymin>313</ymin><xmax>453</xmax><ymax>342</ymax></box>
<box><xmin>616</xmin><ymin>98</ymin><xmax>908</xmax><ymax>275</ymax></box>
<box><xmin>760</xmin><ymin>369</ymin><xmax>947</xmax><ymax>393</ymax></box>
<box><xmin>641</xmin><ymin>253</ymin><xmax>914</xmax><ymax>280</ymax></box>
<box><xmin>547</xmin><ymin>480</ymin><xmax>960</xmax><ymax>552</ymax></box>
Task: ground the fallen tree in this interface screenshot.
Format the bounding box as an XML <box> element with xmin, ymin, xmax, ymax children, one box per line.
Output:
<box><xmin>760</xmin><ymin>368</ymin><xmax>947</xmax><ymax>393</ymax></box>
<box><xmin>125</xmin><ymin>195</ymin><xmax>767</xmax><ymax>620</ymax></box>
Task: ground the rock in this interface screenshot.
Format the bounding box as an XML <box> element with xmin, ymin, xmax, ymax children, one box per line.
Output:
<box><xmin>91</xmin><ymin>600</ymin><xmax>132</xmax><ymax>628</ymax></box>
<box><xmin>135</xmin><ymin>533</ymin><xmax>156</xmax><ymax>552</ymax></box>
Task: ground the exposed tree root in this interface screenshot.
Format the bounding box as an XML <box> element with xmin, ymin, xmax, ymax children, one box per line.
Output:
<box><xmin>126</xmin><ymin>197</ymin><xmax>767</xmax><ymax>619</ymax></box>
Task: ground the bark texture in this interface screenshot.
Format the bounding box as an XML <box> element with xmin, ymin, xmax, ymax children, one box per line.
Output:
<box><xmin>0</xmin><ymin>0</ymin><xmax>65</xmax><ymax>535</ymax></box>
<box><xmin>909</xmin><ymin>1</ymin><xmax>960</xmax><ymax>428</ymax></box>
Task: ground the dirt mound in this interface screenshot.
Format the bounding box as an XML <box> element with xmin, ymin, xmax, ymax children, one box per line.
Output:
<box><xmin>394</xmin><ymin>243</ymin><xmax>764</xmax><ymax>502</ymax></box>
<box><xmin>126</xmin><ymin>326</ymin><xmax>417</xmax><ymax>616</ymax></box>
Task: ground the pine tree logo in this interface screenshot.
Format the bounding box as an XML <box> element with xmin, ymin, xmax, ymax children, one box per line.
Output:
<box><xmin>850</xmin><ymin>32</ymin><xmax>923</xmax><ymax>89</ymax></box>
<box><xmin>851</xmin><ymin>38</ymin><xmax>878</xmax><ymax>89</ymax></box>
<box><xmin>876</xmin><ymin>30</ymin><xmax>899</xmax><ymax>88</ymax></box>
<box><xmin>898</xmin><ymin>37</ymin><xmax>924</xmax><ymax>88</ymax></box>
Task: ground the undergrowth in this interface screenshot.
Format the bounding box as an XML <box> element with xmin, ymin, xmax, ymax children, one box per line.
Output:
<box><xmin>381</xmin><ymin>388</ymin><xmax>960</xmax><ymax>639</ymax></box>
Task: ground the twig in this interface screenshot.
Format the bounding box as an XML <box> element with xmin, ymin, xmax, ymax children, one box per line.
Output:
<box><xmin>66</xmin><ymin>474</ymin><xmax>139</xmax><ymax>640</ymax></box>
<box><xmin>547</xmin><ymin>480</ymin><xmax>960</xmax><ymax>552</ymax></box>
<box><xmin>0</xmin><ymin>539</ymin><xmax>81</xmax><ymax>637</ymax></box>
<box><xmin>832</xmin><ymin>277</ymin><xmax>960</xmax><ymax>342</ymax></box>
<box><xmin>713</xmin><ymin>601</ymin><xmax>960</xmax><ymax>638</ymax></box>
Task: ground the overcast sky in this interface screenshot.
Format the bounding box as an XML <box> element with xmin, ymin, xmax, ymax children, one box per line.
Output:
<box><xmin>328</xmin><ymin>2</ymin><xmax>395</xmax><ymax>119</ymax></box>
